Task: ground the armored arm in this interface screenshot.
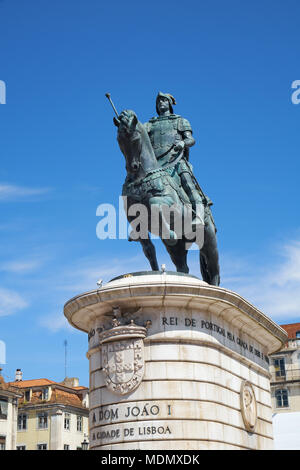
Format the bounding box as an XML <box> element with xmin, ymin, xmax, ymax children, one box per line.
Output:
<box><xmin>182</xmin><ymin>130</ymin><xmax>195</xmax><ymax>149</ymax></box>
<box><xmin>174</xmin><ymin>118</ymin><xmax>195</xmax><ymax>158</ymax></box>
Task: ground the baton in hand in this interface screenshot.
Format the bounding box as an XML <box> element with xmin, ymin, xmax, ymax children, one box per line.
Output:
<box><xmin>105</xmin><ymin>93</ymin><xmax>120</xmax><ymax>126</ymax></box>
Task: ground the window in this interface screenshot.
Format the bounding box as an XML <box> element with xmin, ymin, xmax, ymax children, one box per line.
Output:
<box><xmin>16</xmin><ymin>445</ymin><xmax>26</xmax><ymax>450</ymax></box>
<box><xmin>296</xmin><ymin>331</ymin><xmax>300</xmax><ymax>339</ymax></box>
<box><xmin>25</xmin><ymin>390</ymin><xmax>30</xmax><ymax>402</ymax></box>
<box><xmin>18</xmin><ymin>413</ymin><xmax>27</xmax><ymax>431</ymax></box>
<box><xmin>0</xmin><ymin>396</ymin><xmax>8</xmax><ymax>420</ymax></box>
<box><xmin>42</xmin><ymin>388</ymin><xmax>49</xmax><ymax>400</ymax></box>
<box><xmin>64</xmin><ymin>413</ymin><xmax>70</xmax><ymax>430</ymax></box>
<box><xmin>274</xmin><ymin>358</ymin><xmax>286</xmax><ymax>377</ymax></box>
<box><xmin>37</xmin><ymin>443</ymin><xmax>47</xmax><ymax>450</ymax></box>
<box><xmin>275</xmin><ymin>389</ymin><xmax>289</xmax><ymax>408</ymax></box>
<box><xmin>64</xmin><ymin>444</ymin><xmax>70</xmax><ymax>450</ymax></box>
<box><xmin>77</xmin><ymin>415</ymin><xmax>82</xmax><ymax>432</ymax></box>
<box><xmin>37</xmin><ymin>412</ymin><xmax>48</xmax><ymax>429</ymax></box>
<box><xmin>0</xmin><ymin>436</ymin><xmax>5</xmax><ymax>450</ymax></box>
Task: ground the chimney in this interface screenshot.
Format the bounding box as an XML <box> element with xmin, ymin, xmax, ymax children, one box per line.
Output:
<box><xmin>15</xmin><ymin>369</ymin><xmax>23</xmax><ymax>382</ymax></box>
<box><xmin>61</xmin><ymin>377</ymin><xmax>79</xmax><ymax>388</ymax></box>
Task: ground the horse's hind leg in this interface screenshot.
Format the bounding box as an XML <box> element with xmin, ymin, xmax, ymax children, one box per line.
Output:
<box><xmin>200</xmin><ymin>214</ymin><xmax>220</xmax><ymax>286</ymax></box>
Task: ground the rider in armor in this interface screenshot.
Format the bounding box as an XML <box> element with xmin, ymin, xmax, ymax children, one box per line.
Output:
<box><xmin>144</xmin><ymin>92</ymin><xmax>207</xmax><ymax>220</ymax></box>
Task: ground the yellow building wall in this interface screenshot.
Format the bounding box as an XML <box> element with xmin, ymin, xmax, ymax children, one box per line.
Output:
<box><xmin>16</xmin><ymin>409</ymin><xmax>50</xmax><ymax>450</ymax></box>
<box><xmin>16</xmin><ymin>408</ymin><xmax>89</xmax><ymax>450</ymax></box>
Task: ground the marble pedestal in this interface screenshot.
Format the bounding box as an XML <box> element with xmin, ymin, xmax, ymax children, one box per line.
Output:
<box><xmin>64</xmin><ymin>272</ymin><xmax>287</xmax><ymax>450</ymax></box>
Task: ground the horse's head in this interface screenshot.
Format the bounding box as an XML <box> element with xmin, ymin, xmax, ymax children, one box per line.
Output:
<box><xmin>116</xmin><ymin>109</ymin><xmax>138</xmax><ymax>136</ymax></box>
<box><xmin>116</xmin><ymin>109</ymin><xmax>158</xmax><ymax>178</ymax></box>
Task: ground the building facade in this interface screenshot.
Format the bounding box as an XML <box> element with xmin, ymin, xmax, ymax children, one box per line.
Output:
<box><xmin>269</xmin><ymin>322</ymin><xmax>300</xmax><ymax>450</ymax></box>
<box><xmin>0</xmin><ymin>369</ymin><xmax>23</xmax><ymax>450</ymax></box>
<box><xmin>269</xmin><ymin>322</ymin><xmax>300</xmax><ymax>413</ymax></box>
<box><xmin>9</xmin><ymin>371</ymin><xmax>89</xmax><ymax>450</ymax></box>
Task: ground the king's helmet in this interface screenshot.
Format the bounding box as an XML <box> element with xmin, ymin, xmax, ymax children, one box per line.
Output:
<box><xmin>156</xmin><ymin>92</ymin><xmax>177</xmax><ymax>114</ymax></box>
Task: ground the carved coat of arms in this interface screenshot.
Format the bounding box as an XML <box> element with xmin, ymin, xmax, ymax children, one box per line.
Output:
<box><xmin>99</xmin><ymin>319</ymin><xmax>147</xmax><ymax>395</ymax></box>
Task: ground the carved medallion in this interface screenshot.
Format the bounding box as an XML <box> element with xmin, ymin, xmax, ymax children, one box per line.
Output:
<box><xmin>99</xmin><ymin>319</ymin><xmax>147</xmax><ymax>395</ymax></box>
<box><xmin>240</xmin><ymin>380</ymin><xmax>257</xmax><ymax>432</ymax></box>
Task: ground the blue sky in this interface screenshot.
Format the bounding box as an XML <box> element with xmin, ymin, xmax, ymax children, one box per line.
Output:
<box><xmin>0</xmin><ymin>0</ymin><xmax>299</xmax><ymax>386</ymax></box>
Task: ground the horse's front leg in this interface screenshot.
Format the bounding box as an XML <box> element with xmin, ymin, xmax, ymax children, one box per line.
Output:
<box><xmin>139</xmin><ymin>237</ymin><xmax>159</xmax><ymax>271</ymax></box>
<box><xmin>127</xmin><ymin>211</ymin><xmax>159</xmax><ymax>271</ymax></box>
<box><xmin>163</xmin><ymin>239</ymin><xmax>189</xmax><ymax>274</ymax></box>
<box><xmin>128</xmin><ymin>231</ymin><xmax>159</xmax><ymax>271</ymax></box>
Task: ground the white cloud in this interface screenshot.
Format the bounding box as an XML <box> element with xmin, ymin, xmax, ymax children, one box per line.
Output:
<box><xmin>273</xmin><ymin>241</ymin><xmax>300</xmax><ymax>286</ymax></box>
<box><xmin>37</xmin><ymin>254</ymin><xmax>146</xmax><ymax>332</ymax></box>
<box><xmin>39</xmin><ymin>312</ymin><xmax>73</xmax><ymax>333</ymax></box>
<box><xmin>25</xmin><ymin>237</ymin><xmax>300</xmax><ymax>332</ymax></box>
<box><xmin>0</xmin><ymin>288</ymin><xmax>28</xmax><ymax>317</ymax></box>
<box><xmin>220</xmin><ymin>240</ymin><xmax>300</xmax><ymax>323</ymax></box>
<box><xmin>0</xmin><ymin>184</ymin><xmax>50</xmax><ymax>201</ymax></box>
<box><xmin>56</xmin><ymin>254</ymin><xmax>145</xmax><ymax>294</ymax></box>
<box><xmin>0</xmin><ymin>259</ymin><xmax>43</xmax><ymax>274</ymax></box>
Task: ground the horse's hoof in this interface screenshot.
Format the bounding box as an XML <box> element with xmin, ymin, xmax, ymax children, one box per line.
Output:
<box><xmin>210</xmin><ymin>275</ymin><xmax>220</xmax><ymax>286</ymax></box>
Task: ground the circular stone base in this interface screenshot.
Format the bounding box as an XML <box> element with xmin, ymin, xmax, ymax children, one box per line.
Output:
<box><xmin>64</xmin><ymin>272</ymin><xmax>287</xmax><ymax>450</ymax></box>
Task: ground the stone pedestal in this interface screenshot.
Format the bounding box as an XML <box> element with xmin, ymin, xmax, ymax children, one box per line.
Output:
<box><xmin>64</xmin><ymin>272</ymin><xmax>287</xmax><ymax>450</ymax></box>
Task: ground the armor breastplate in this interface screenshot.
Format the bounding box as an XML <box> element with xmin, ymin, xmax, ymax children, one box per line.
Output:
<box><xmin>148</xmin><ymin>115</ymin><xmax>181</xmax><ymax>159</ymax></box>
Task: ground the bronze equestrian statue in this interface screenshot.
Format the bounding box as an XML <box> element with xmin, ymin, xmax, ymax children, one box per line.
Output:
<box><xmin>107</xmin><ymin>92</ymin><xmax>220</xmax><ymax>286</ymax></box>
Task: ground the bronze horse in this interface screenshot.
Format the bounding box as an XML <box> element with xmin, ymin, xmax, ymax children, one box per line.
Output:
<box><xmin>115</xmin><ymin>109</ymin><xmax>220</xmax><ymax>286</ymax></box>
